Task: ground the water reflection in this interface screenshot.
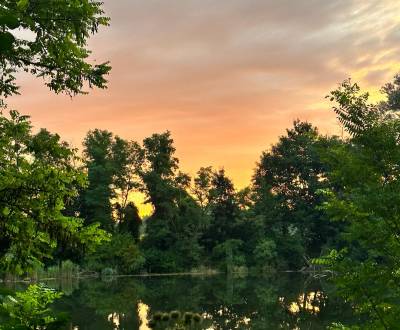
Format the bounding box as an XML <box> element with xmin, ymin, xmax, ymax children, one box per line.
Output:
<box><xmin>107</xmin><ymin>313</ymin><xmax>121</xmax><ymax>329</ymax></box>
<box><xmin>286</xmin><ymin>291</ymin><xmax>324</xmax><ymax>315</ymax></box>
<box><xmin>40</xmin><ymin>273</ymin><xmax>356</xmax><ymax>329</ymax></box>
<box><xmin>138</xmin><ymin>301</ymin><xmax>150</xmax><ymax>330</ymax></box>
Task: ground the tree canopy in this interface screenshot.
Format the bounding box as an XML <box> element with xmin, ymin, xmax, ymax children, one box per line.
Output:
<box><xmin>0</xmin><ymin>110</ymin><xmax>109</xmax><ymax>274</ymax></box>
<box><xmin>0</xmin><ymin>0</ymin><xmax>110</xmax><ymax>105</ymax></box>
<box><xmin>315</xmin><ymin>76</ymin><xmax>400</xmax><ymax>329</ymax></box>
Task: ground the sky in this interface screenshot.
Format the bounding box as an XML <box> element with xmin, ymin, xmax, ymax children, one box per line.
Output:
<box><xmin>9</xmin><ymin>0</ymin><xmax>400</xmax><ymax>190</ymax></box>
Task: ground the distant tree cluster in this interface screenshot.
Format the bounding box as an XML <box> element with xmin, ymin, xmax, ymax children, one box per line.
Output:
<box><xmin>68</xmin><ymin>122</ymin><xmax>342</xmax><ymax>274</ymax></box>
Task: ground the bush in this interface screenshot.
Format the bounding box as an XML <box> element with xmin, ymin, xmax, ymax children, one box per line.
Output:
<box><xmin>253</xmin><ymin>238</ymin><xmax>277</xmax><ymax>268</ymax></box>
<box><xmin>60</xmin><ymin>260</ymin><xmax>79</xmax><ymax>278</ymax></box>
<box><xmin>142</xmin><ymin>248</ymin><xmax>178</xmax><ymax>273</ymax></box>
<box><xmin>0</xmin><ymin>284</ymin><xmax>67</xmax><ymax>329</ymax></box>
<box><xmin>212</xmin><ymin>239</ymin><xmax>246</xmax><ymax>273</ymax></box>
<box><xmin>84</xmin><ymin>233</ymin><xmax>145</xmax><ymax>274</ymax></box>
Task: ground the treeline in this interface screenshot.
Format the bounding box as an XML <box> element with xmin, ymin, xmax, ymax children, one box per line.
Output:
<box><xmin>0</xmin><ymin>109</ymin><xmax>342</xmax><ymax>276</ymax></box>
<box><xmin>54</xmin><ymin>119</ymin><xmax>344</xmax><ymax>274</ymax></box>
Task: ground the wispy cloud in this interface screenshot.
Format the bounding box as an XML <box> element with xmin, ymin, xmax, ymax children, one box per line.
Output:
<box><xmin>11</xmin><ymin>0</ymin><xmax>400</xmax><ymax>187</ymax></box>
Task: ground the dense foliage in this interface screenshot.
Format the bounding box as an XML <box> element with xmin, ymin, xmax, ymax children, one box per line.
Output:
<box><xmin>0</xmin><ymin>0</ymin><xmax>110</xmax><ymax>105</ymax></box>
<box><xmin>0</xmin><ymin>111</ymin><xmax>109</xmax><ymax>275</ymax></box>
<box><xmin>0</xmin><ymin>284</ymin><xmax>66</xmax><ymax>329</ymax></box>
<box><xmin>314</xmin><ymin>77</ymin><xmax>400</xmax><ymax>329</ymax></box>
<box><xmin>45</xmin><ymin>114</ymin><xmax>343</xmax><ymax>276</ymax></box>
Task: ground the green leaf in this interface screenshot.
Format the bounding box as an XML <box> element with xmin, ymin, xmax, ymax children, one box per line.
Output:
<box><xmin>0</xmin><ymin>13</ymin><xmax>19</xmax><ymax>29</ymax></box>
<box><xmin>0</xmin><ymin>32</ymin><xmax>15</xmax><ymax>52</ymax></box>
<box><xmin>2</xmin><ymin>207</ymin><xmax>10</xmax><ymax>216</ymax></box>
<box><xmin>17</xmin><ymin>0</ymin><xmax>29</xmax><ymax>11</ymax></box>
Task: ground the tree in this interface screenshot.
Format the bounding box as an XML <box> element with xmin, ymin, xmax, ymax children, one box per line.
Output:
<box><xmin>192</xmin><ymin>166</ymin><xmax>213</xmax><ymax>210</ymax></box>
<box><xmin>111</xmin><ymin>137</ymin><xmax>142</xmax><ymax>222</ymax></box>
<box><xmin>138</xmin><ymin>132</ymin><xmax>204</xmax><ymax>272</ymax></box>
<box><xmin>198</xmin><ymin>169</ymin><xmax>246</xmax><ymax>269</ymax></box>
<box><xmin>319</xmin><ymin>76</ymin><xmax>400</xmax><ymax>328</ymax></box>
<box><xmin>206</xmin><ymin>169</ymin><xmax>240</xmax><ymax>246</ymax></box>
<box><xmin>84</xmin><ymin>232</ymin><xmax>145</xmax><ymax>275</ymax></box>
<box><xmin>0</xmin><ymin>0</ymin><xmax>111</xmax><ymax>105</ymax></box>
<box><xmin>82</xmin><ymin>130</ymin><xmax>143</xmax><ymax>231</ymax></box>
<box><xmin>0</xmin><ymin>111</ymin><xmax>109</xmax><ymax>274</ymax></box>
<box><xmin>82</xmin><ymin>129</ymin><xmax>115</xmax><ymax>230</ymax></box>
<box><xmin>118</xmin><ymin>202</ymin><xmax>141</xmax><ymax>242</ymax></box>
<box><xmin>138</xmin><ymin>131</ymin><xmax>179</xmax><ymax>223</ymax></box>
<box><xmin>252</xmin><ymin>120</ymin><xmax>342</xmax><ymax>269</ymax></box>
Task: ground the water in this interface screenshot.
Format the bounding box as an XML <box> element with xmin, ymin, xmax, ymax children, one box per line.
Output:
<box><xmin>2</xmin><ymin>273</ymin><xmax>357</xmax><ymax>329</ymax></box>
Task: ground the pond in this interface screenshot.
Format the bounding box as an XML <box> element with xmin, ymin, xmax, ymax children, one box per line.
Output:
<box><xmin>2</xmin><ymin>273</ymin><xmax>357</xmax><ymax>329</ymax></box>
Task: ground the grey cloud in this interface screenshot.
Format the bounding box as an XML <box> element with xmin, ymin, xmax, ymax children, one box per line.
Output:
<box><xmin>98</xmin><ymin>0</ymin><xmax>400</xmax><ymax>98</ymax></box>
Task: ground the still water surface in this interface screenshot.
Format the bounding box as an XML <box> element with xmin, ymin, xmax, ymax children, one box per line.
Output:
<box><xmin>4</xmin><ymin>273</ymin><xmax>357</xmax><ymax>329</ymax></box>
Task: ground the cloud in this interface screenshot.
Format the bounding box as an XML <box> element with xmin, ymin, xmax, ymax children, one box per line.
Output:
<box><xmin>10</xmin><ymin>0</ymin><xmax>400</xmax><ymax>187</ymax></box>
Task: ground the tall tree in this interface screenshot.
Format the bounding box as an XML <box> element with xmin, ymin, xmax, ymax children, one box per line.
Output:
<box><xmin>82</xmin><ymin>129</ymin><xmax>115</xmax><ymax>230</ymax></box>
<box><xmin>252</xmin><ymin>120</ymin><xmax>341</xmax><ymax>269</ymax></box>
<box><xmin>203</xmin><ymin>169</ymin><xmax>240</xmax><ymax>249</ymax></box>
<box><xmin>192</xmin><ymin>166</ymin><xmax>213</xmax><ymax>210</ymax></box>
<box><xmin>318</xmin><ymin>76</ymin><xmax>400</xmax><ymax>329</ymax></box>
<box><xmin>199</xmin><ymin>169</ymin><xmax>246</xmax><ymax>270</ymax></box>
<box><xmin>111</xmin><ymin>137</ymin><xmax>142</xmax><ymax>222</ymax></box>
<box><xmin>0</xmin><ymin>111</ymin><xmax>109</xmax><ymax>274</ymax></box>
<box><xmin>82</xmin><ymin>130</ymin><xmax>142</xmax><ymax>230</ymax></box>
<box><xmin>0</xmin><ymin>0</ymin><xmax>110</xmax><ymax>105</ymax></box>
<box><xmin>139</xmin><ymin>132</ymin><xmax>203</xmax><ymax>272</ymax></box>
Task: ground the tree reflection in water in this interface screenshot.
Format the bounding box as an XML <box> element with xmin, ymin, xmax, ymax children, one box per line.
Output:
<box><xmin>48</xmin><ymin>273</ymin><xmax>357</xmax><ymax>329</ymax></box>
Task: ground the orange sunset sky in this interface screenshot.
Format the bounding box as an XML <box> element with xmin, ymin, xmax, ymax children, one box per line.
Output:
<box><xmin>8</xmin><ymin>0</ymin><xmax>400</xmax><ymax>190</ymax></box>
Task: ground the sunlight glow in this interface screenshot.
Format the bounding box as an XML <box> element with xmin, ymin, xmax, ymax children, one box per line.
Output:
<box><xmin>286</xmin><ymin>291</ymin><xmax>324</xmax><ymax>315</ymax></box>
<box><xmin>107</xmin><ymin>313</ymin><xmax>121</xmax><ymax>329</ymax></box>
<box><xmin>138</xmin><ymin>301</ymin><xmax>150</xmax><ymax>330</ymax></box>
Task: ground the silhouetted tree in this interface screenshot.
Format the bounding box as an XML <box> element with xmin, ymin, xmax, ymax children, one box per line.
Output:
<box><xmin>81</xmin><ymin>129</ymin><xmax>115</xmax><ymax>230</ymax></box>
<box><xmin>252</xmin><ymin>120</ymin><xmax>341</xmax><ymax>269</ymax></box>
<box><xmin>138</xmin><ymin>132</ymin><xmax>203</xmax><ymax>272</ymax></box>
<box><xmin>118</xmin><ymin>202</ymin><xmax>141</xmax><ymax>242</ymax></box>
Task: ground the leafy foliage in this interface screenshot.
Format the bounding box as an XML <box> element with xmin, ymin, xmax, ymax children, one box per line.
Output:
<box><xmin>0</xmin><ymin>0</ymin><xmax>111</xmax><ymax>104</ymax></box>
<box><xmin>84</xmin><ymin>232</ymin><xmax>145</xmax><ymax>274</ymax></box>
<box><xmin>320</xmin><ymin>75</ymin><xmax>400</xmax><ymax>328</ymax></box>
<box><xmin>0</xmin><ymin>110</ymin><xmax>109</xmax><ymax>274</ymax></box>
<box><xmin>81</xmin><ymin>129</ymin><xmax>142</xmax><ymax>230</ymax></box>
<box><xmin>251</xmin><ymin>120</ymin><xmax>343</xmax><ymax>269</ymax></box>
<box><xmin>138</xmin><ymin>132</ymin><xmax>204</xmax><ymax>272</ymax></box>
<box><xmin>0</xmin><ymin>284</ymin><xmax>66</xmax><ymax>329</ymax></box>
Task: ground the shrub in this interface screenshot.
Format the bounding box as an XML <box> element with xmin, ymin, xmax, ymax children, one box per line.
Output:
<box><xmin>84</xmin><ymin>233</ymin><xmax>145</xmax><ymax>274</ymax></box>
<box><xmin>0</xmin><ymin>284</ymin><xmax>67</xmax><ymax>330</ymax></box>
<box><xmin>212</xmin><ymin>239</ymin><xmax>246</xmax><ymax>273</ymax></box>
